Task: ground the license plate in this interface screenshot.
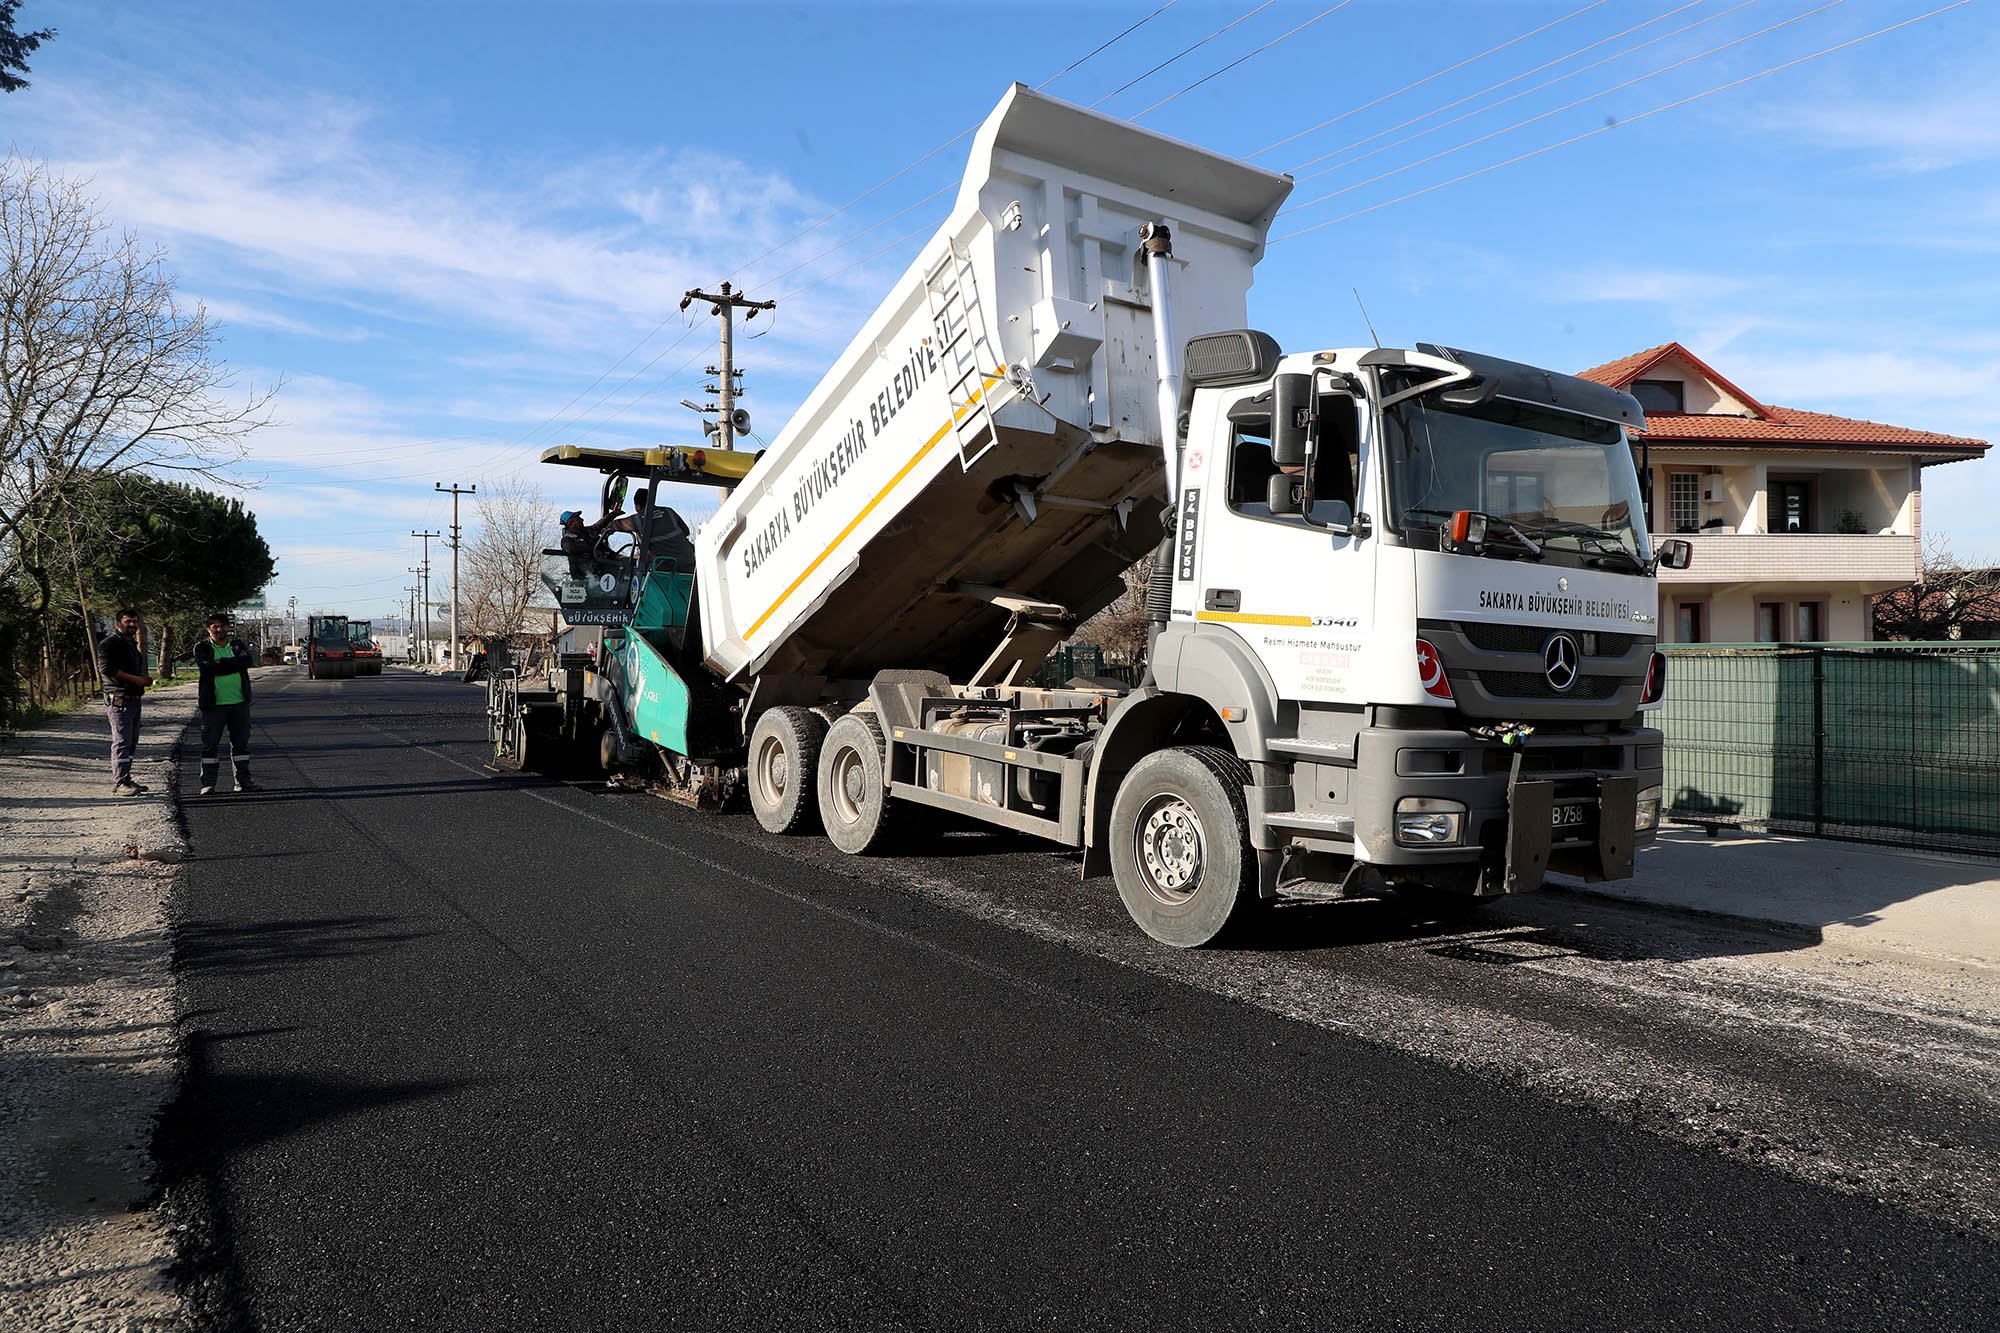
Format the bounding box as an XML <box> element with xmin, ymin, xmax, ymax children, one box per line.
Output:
<box><xmin>1551</xmin><ymin>804</ymin><xmax>1587</xmax><ymax>830</ymax></box>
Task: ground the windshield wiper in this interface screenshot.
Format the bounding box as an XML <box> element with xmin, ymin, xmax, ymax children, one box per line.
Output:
<box><xmin>1405</xmin><ymin>507</ymin><xmax>1544</xmax><ymax>560</ymax></box>
<box><xmin>1508</xmin><ymin>517</ymin><xmax>1645</xmax><ymax>571</ymax></box>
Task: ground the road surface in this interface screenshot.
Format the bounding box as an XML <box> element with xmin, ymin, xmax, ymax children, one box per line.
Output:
<box><xmin>164</xmin><ymin>668</ymin><xmax>2000</xmax><ymax>1330</ymax></box>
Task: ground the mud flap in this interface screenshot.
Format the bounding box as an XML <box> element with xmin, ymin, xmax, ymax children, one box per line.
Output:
<box><xmin>1499</xmin><ymin>778</ymin><xmax>1554</xmax><ymax>894</ymax></box>
<box><xmin>1589</xmin><ymin>775</ymin><xmax>1636</xmax><ymax>883</ymax></box>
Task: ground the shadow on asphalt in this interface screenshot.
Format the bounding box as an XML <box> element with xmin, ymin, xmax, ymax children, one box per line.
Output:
<box><xmin>1237</xmin><ymin>894</ymin><xmax>1816</xmax><ymax>964</ymax></box>
<box><xmin>173</xmin><ymin>914</ymin><xmax>438</xmax><ymax>979</ymax></box>
<box><xmin>187</xmin><ymin>778</ymin><xmax>501</xmax><ymax>806</ymax></box>
<box><xmin>151</xmin><ymin>1035</ymin><xmax>466</xmax><ymax>1333</ymax></box>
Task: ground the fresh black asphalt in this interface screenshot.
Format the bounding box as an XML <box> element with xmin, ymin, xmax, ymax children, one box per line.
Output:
<box><xmin>164</xmin><ymin>669</ymin><xmax>2000</xmax><ymax>1331</ymax></box>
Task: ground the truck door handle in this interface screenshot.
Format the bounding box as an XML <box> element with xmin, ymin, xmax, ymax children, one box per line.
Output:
<box><xmin>1204</xmin><ymin>589</ymin><xmax>1240</xmax><ymax>612</ymax></box>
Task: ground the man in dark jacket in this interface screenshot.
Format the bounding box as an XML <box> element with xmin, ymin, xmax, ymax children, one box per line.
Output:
<box><xmin>96</xmin><ymin>607</ymin><xmax>153</xmax><ymax>796</ymax></box>
<box><xmin>193</xmin><ymin>611</ymin><xmax>261</xmax><ymax>795</ymax></box>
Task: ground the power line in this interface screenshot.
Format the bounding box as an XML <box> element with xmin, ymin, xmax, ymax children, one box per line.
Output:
<box><xmin>754</xmin><ymin>183</ymin><xmax>954</xmax><ymax>289</ymax></box>
<box><xmin>1131</xmin><ymin>2</ymin><xmax>1356</xmax><ymax>121</ymax></box>
<box><xmin>778</xmin><ymin>221</ymin><xmax>937</xmax><ymax>305</ymax></box>
<box><xmin>1278</xmin><ymin>0</ymin><xmax>1851</xmax><ymax>220</ymax></box>
<box><xmin>1038</xmin><ymin>0</ymin><xmax>1184</xmax><ymax>91</ymax></box>
<box><xmin>1288</xmin><ymin>0</ymin><xmax>1753</xmax><ymax>182</ymax></box>
<box><xmin>1270</xmin><ymin>0</ymin><xmax>1974</xmax><ymax>244</ymax></box>
<box><xmin>559</xmin><ymin>218</ymin><xmax>940</xmax><ymax>451</ymax></box>
<box><xmin>505</xmin><ymin>5</ymin><xmax>1188</xmax><ymax>460</ymax></box>
<box><xmin>1092</xmin><ymin>1</ymin><xmax>1279</xmax><ymax>110</ymax></box>
<box><xmin>1250</xmin><ymin>0</ymin><xmax>1613</xmax><ymax>158</ymax></box>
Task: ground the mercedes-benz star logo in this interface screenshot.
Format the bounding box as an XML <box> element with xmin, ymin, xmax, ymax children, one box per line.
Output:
<box><xmin>1543</xmin><ymin>632</ymin><xmax>1580</xmax><ymax>693</ymax></box>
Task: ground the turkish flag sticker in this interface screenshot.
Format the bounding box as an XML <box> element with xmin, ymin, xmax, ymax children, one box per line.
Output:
<box><xmin>1416</xmin><ymin>639</ymin><xmax>1453</xmax><ymax>699</ymax></box>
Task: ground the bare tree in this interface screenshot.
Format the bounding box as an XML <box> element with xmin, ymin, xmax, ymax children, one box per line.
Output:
<box><xmin>1</xmin><ymin>154</ymin><xmax>272</xmax><ymax>698</ymax></box>
<box><xmin>1069</xmin><ymin>549</ymin><xmax>1157</xmax><ymax>664</ymax></box>
<box><xmin>1</xmin><ymin>154</ymin><xmax>273</xmax><ymax>567</ymax></box>
<box><xmin>459</xmin><ymin>478</ymin><xmax>554</xmax><ymax>642</ymax></box>
<box><xmin>1873</xmin><ymin>538</ymin><xmax>2000</xmax><ymax>641</ymax></box>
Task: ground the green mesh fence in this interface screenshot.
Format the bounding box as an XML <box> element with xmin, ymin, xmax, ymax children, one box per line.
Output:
<box><xmin>1660</xmin><ymin>643</ymin><xmax>2000</xmax><ymax>853</ymax></box>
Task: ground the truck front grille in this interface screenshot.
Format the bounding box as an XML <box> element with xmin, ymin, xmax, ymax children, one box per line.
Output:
<box><xmin>1478</xmin><ymin>671</ymin><xmax>1623</xmax><ymax>701</ymax></box>
<box><xmin>1459</xmin><ymin>622</ymin><xmax>1639</xmax><ymax>656</ymax></box>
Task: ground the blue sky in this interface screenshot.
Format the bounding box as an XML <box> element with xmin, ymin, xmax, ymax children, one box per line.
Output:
<box><xmin>8</xmin><ymin>0</ymin><xmax>1997</xmax><ymax>621</ymax></box>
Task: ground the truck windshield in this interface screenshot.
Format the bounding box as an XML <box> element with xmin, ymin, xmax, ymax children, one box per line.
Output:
<box><xmin>1381</xmin><ymin>390</ymin><xmax>1649</xmax><ymax>565</ymax></box>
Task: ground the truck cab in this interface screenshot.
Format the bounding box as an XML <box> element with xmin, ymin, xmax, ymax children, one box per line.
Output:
<box><xmin>1147</xmin><ymin>335</ymin><xmax>1685</xmax><ymax>905</ymax></box>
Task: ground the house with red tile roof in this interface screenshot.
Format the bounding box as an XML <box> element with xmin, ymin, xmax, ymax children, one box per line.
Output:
<box><xmin>1576</xmin><ymin>344</ymin><xmax>1988</xmax><ymax>644</ymax></box>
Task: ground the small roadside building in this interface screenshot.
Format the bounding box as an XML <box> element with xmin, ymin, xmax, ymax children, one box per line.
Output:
<box><xmin>1576</xmin><ymin>343</ymin><xmax>1988</xmax><ymax>643</ymax></box>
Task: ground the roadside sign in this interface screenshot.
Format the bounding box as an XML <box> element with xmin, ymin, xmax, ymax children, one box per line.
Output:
<box><xmin>237</xmin><ymin>596</ymin><xmax>267</xmax><ymax>610</ymax></box>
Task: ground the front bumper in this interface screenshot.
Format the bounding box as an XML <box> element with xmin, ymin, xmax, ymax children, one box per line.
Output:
<box><xmin>1351</xmin><ymin>718</ymin><xmax>1661</xmax><ymax>889</ymax></box>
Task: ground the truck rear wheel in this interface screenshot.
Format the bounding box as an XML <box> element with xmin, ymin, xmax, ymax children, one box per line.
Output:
<box><xmin>749</xmin><ymin>707</ymin><xmax>826</xmax><ymax>834</ymax></box>
<box><xmin>817</xmin><ymin>713</ymin><xmax>893</xmax><ymax>854</ymax></box>
<box><xmin>1109</xmin><ymin>746</ymin><xmax>1261</xmax><ymax>948</ymax></box>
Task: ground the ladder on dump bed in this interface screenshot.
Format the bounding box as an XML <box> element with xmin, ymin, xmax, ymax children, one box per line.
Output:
<box><xmin>923</xmin><ymin>241</ymin><xmax>1004</xmax><ymax>471</ymax></box>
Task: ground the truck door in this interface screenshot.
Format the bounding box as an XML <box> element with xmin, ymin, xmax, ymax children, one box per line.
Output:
<box><xmin>1177</xmin><ymin>385</ymin><xmax>1374</xmax><ymax>705</ymax></box>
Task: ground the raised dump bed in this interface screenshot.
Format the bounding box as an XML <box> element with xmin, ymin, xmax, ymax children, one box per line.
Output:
<box><xmin>695</xmin><ymin>84</ymin><xmax>1292</xmax><ymax>691</ymax></box>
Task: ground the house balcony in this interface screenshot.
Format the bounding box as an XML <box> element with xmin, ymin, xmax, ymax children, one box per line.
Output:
<box><xmin>1654</xmin><ymin>532</ymin><xmax>1920</xmax><ymax>587</ymax></box>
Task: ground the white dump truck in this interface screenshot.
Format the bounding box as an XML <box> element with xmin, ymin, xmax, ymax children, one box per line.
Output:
<box><xmin>524</xmin><ymin>84</ymin><xmax>1689</xmax><ymax>946</ymax></box>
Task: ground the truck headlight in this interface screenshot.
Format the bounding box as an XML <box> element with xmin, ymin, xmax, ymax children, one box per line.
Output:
<box><xmin>1636</xmin><ymin>786</ymin><xmax>1662</xmax><ymax>833</ymax></box>
<box><xmin>1395</xmin><ymin>797</ymin><xmax>1466</xmax><ymax>846</ymax></box>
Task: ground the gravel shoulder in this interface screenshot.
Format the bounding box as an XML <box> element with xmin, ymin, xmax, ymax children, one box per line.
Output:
<box><xmin>0</xmin><ymin>684</ymin><xmax>199</xmax><ymax>1333</ymax></box>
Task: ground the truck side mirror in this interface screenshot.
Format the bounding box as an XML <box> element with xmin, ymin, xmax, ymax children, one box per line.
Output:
<box><xmin>1656</xmin><ymin>538</ymin><xmax>1693</xmax><ymax>570</ymax></box>
<box><xmin>1267</xmin><ymin>472</ymin><xmax>1302</xmax><ymax>516</ymax></box>
<box><xmin>1271</xmin><ymin>373</ymin><xmax>1312</xmax><ymax>469</ymax></box>
<box><xmin>1317</xmin><ymin>499</ymin><xmax>1354</xmax><ymax>529</ymax></box>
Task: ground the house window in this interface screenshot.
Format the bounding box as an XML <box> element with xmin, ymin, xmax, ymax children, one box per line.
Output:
<box><xmin>1756</xmin><ymin>600</ymin><xmax>1826</xmax><ymax>643</ymax></box>
<box><xmin>1632</xmin><ymin>379</ymin><xmax>1685</xmax><ymax>414</ymax></box>
<box><xmin>1757</xmin><ymin>603</ymin><xmax>1782</xmax><ymax>643</ymax></box>
<box><xmin>1676</xmin><ymin>601</ymin><xmax>1705</xmax><ymax>644</ymax></box>
<box><xmin>1773</xmin><ymin>479</ymin><xmax>1813</xmax><ymax>533</ymax></box>
<box><xmin>1669</xmin><ymin>473</ymin><xmax>1702</xmax><ymax>533</ymax></box>
<box><xmin>1795</xmin><ymin>602</ymin><xmax>1821</xmax><ymax>642</ymax></box>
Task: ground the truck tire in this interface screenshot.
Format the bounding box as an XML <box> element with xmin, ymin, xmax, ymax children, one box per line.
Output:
<box><xmin>1109</xmin><ymin>746</ymin><xmax>1261</xmax><ymax>948</ymax></box>
<box><xmin>817</xmin><ymin>713</ymin><xmax>893</xmax><ymax>855</ymax></box>
<box><xmin>749</xmin><ymin>707</ymin><xmax>827</xmax><ymax>834</ymax></box>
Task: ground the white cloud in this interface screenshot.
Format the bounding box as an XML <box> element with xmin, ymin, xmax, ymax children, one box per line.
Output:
<box><xmin>197</xmin><ymin>295</ymin><xmax>372</xmax><ymax>342</ymax></box>
<box><xmin>13</xmin><ymin>81</ymin><xmax>835</xmax><ymax>350</ymax></box>
<box><xmin>1554</xmin><ymin>265</ymin><xmax>1752</xmax><ymax>307</ymax></box>
<box><xmin>1743</xmin><ymin>88</ymin><xmax>2000</xmax><ymax>175</ymax></box>
<box><xmin>1717</xmin><ymin>349</ymin><xmax>2000</xmax><ymax>414</ymax></box>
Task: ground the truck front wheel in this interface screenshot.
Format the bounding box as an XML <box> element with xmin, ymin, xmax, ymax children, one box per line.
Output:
<box><xmin>1110</xmin><ymin>746</ymin><xmax>1261</xmax><ymax>948</ymax></box>
<box><xmin>817</xmin><ymin>713</ymin><xmax>893</xmax><ymax>854</ymax></box>
<box><xmin>749</xmin><ymin>706</ymin><xmax>826</xmax><ymax>834</ymax></box>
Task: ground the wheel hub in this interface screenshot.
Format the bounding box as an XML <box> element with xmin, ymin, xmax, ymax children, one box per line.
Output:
<box><xmin>1137</xmin><ymin>798</ymin><xmax>1203</xmax><ymax>901</ymax></box>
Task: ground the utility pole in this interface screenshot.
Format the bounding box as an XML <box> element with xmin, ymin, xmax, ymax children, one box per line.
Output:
<box><xmin>436</xmin><ymin>483</ymin><xmax>476</xmax><ymax>668</ymax></box>
<box><xmin>404</xmin><ymin>585</ymin><xmax>420</xmax><ymax>662</ymax></box>
<box><xmin>679</xmin><ymin>281</ymin><xmax>774</xmax><ymax>451</ymax></box>
<box><xmin>286</xmin><ymin>595</ymin><xmax>298</xmax><ymax>648</ymax></box>
<box><xmin>411</xmin><ymin>530</ymin><xmax>439</xmax><ymax>663</ymax></box>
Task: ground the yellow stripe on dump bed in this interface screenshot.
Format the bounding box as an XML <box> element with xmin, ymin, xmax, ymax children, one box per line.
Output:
<box><xmin>744</xmin><ymin>368</ymin><xmax>1008</xmax><ymax>641</ymax></box>
<box><xmin>1196</xmin><ymin>611</ymin><xmax>1313</xmax><ymax>627</ymax></box>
